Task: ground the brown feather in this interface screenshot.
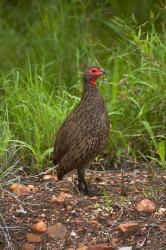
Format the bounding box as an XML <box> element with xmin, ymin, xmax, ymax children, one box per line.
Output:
<box><xmin>52</xmin><ymin>67</ymin><xmax>110</xmax><ymax>194</ymax></box>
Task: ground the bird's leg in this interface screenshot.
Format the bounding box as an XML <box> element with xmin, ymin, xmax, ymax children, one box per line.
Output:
<box><xmin>77</xmin><ymin>168</ymin><xmax>90</xmax><ymax>195</ymax></box>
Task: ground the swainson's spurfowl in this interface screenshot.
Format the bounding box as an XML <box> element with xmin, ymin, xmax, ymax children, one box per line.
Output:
<box><xmin>52</xmin><ymin>66</ymin><xmax>110</xmax><ymax>195</ymax></box>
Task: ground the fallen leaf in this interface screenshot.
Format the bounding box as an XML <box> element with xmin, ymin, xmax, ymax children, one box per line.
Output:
<box><xmin>46</xmin><ymin>223</ymin><xmax>67</xmax><ymax>239</ymax></box>
<box><xmin>119</xmin><ymin>222</ymin><xmax>139</xmax><ymax>233</ymax></box>
<box><xmin>136</xmin><ymin>199</ymin><xmax>156</xmax><ymax>213</ymax></box>
<box><xmin>22</xmin><ymin>243</ymin><xmax>35</xmax><ymax>250</ymax></box>
<box><xmin>88</xmin><ymin>243</ymin><xmax>116</xmax><ymax>250</ymax></box>
<box><xmin>26</xmin><ymin>233</ymin><xmax>42</xmax><ymax>243</ymax></box>
<box><xmin>32</xmin><ymin>221</ymin><xmax>47</xmax><ymax>233</ymax></box>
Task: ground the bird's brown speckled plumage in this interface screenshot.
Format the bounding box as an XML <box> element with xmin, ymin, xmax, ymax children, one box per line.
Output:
<box><xmin>52</xmin><ymin>66</ymin><xmax>110</xmax><ymax>194</ymax></box>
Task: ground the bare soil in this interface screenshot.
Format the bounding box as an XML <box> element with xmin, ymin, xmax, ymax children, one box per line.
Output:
<box><xmin>0</xmin><ymin>165</ymin><xmax>166</xmax><ymax>250</ymax></box>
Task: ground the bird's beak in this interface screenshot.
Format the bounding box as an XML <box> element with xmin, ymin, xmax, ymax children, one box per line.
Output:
<box><xmin>101</xmin><ymin>70</ymin><xmax>107</xmax><ymax>75</ymax></box>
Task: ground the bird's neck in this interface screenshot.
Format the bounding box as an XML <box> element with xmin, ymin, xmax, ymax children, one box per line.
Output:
<box><xmin>81</xmin><ymin>78</ymin><xmax>99</xmax><ymax>100</ymax></box>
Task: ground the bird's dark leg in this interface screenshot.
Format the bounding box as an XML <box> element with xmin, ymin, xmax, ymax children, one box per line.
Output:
<box><xmin>77</xmin><ymin>168</ymin><xmax>91</xmax><ymax>195</ymax></box>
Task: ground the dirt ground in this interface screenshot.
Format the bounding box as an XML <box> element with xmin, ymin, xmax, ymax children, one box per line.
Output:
<box><xmin>0</xmin><ymin>165</ymin><xmax>166</xmax><ymax>250</ymax></box>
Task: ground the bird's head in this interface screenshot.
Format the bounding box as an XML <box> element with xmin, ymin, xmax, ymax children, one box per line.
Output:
<box><xmin>83</xmin><ymin>66</ymin><xmax>106</xmax><ymax>86</ymax></box>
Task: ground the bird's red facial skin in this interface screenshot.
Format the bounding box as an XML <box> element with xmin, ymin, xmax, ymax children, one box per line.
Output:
<box><xmin>88</xmin><ymin>67</ymin><xmax>104</xmax><ymax>86</ymax></box>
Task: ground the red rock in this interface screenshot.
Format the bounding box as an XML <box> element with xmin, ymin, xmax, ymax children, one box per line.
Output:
<box><xmin>88</xmin><ymin>243</ymin><xmax>115</xmax><ymax>250</ymax></box>
<box><xmin>51</xmin><ymin>192</ymin><xmax>72</xmax><ymax>203</ymax></box>
<box><xmin>136</xmin><ymin>199</ymin><xmax>156</xmax><ymax>213</ymax></box>
<box><xmin>119</xmin><ymin>222</ymin><xmax>139</xmax><ymax>233</ymax></box>
<box><xmin>10</xmin><ymin>184</ymin><xmax>30</xmax><ymax>196</ymax></box>
<box><xmin>46</xmin><ymin>223</ymin><xmax>67</xmax><ymax>239</ymax></box>
<box><xmin>26</xmin><ymin>233</ymin><xmax>42</xmax><ymax>243</ymax></box>
<box><xmin>10</xmin><ymin>183</ymin><xmax>37</xmax><ymax>196</ymax></box>
<box><xmin>67</xmin><ymin>205</ymin><xmax>72</xmax><ymax>210</ymax></box>
<box><xmin>31</xmin><ymin>221</ymin><xmax>47</xmax><ymax>233</ymax></box>
<box><xmin>22</xmin><ymin>243</ymin><xmax>34</xmax><ymax>250</ymax></box>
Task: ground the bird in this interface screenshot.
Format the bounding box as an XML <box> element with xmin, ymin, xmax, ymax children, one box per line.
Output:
<box><xmin>52</xmin><ymin>66</ymin><xmax>110</xmax><ymax>195</ymax></box>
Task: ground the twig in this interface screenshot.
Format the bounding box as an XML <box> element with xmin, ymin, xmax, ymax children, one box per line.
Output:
<box><xmin>109</xmin><ymin>204</ymin><xmax>124</xmax><ymax>230</ymax></box>
<box><xmin>1</xmin><ymin>188</ymin><xmax>41</xmax><ymax>207</ymax></box>
<box><xmin>151</xmin><ymin>167</ymin><xmax>166</xmax><ymax>187</ymax></box>
<box><xmin>0</xmin><ymin>212</ymin><xmax>14</xmax><ymax>250</ymax></box>
<box><xmin>0</xmin><ymin>226</ymin><xmax>20</xmax><ymax>230</ymax></box>
<box><xmin>1</xmin><ymin>188</ymin><xmax>25</xmax><ymax>205</ymax></box>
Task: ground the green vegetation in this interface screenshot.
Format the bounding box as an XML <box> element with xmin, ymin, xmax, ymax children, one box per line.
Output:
<box><xmin>0</xmin><ymin>1</ymin><xmax>166</xmax><ymax>177</ymax></box>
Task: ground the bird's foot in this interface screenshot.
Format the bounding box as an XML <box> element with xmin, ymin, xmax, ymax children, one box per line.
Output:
<box><xmin>77</xmin><ymin>181</ymin><xmax>95</xmax><ymax>196</ymax></box>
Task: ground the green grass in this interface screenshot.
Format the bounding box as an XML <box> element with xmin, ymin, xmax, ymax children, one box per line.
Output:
<box><xmin>0</xmin><ymin>1</ymin><xmax>166</xmax><ymax>177</ymax></box>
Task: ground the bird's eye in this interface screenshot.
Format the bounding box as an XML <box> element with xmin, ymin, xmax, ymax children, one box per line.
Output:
<box><xmin>92</xmin><ymin>69</ymin><xmax>96</xmax><ymax>73</ymax></box>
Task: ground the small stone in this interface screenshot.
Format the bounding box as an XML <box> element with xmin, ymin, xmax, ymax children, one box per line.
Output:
<box><xmin>136</xmin><ymin>199</ymin><xmax>156</xmax><ymax>214</ymax></box>
<box><xmin>42</xmin><ymin>174</ymin><xmax>58</xmax><ymax>180</ymax></box>
<box><xmin>22</xmin><ymin>243</ymin><xmax>35</xmax><ymax>250</ymax></box>
<box><xmin>51</xmin><ymin>192</ymin><xmax>73</xmax><ymax>203</ymax></box>
<box><xmin>67</xmin><ymin>205</ymin><xmax>72</xmax><ymax>210</ymax></box>
<box><xmin>118</xmin><ymin>247</ymin><xmax>132</xmax><ymax>250</ymax></box>
<box><xmin>10</xmin><ymin>184</ymin><xmax>30</xmax><ymax>196</ymax></box>
<box><xmin>88</xmin><ymin>243</ymin><xmax>115</xmax><ymax>250</ymax></box>
<box><xmin>119</xmin><ymin>223</ymin><xmax>139</xmax><ymax>233</ymax></box>
<box><xmin>26</xmin><ymin>233</ymin><xmax>42</xmax><ymax>243</ymax></box>
<box><xmin>159</xmin><ymin>225</ymin><xmax>166</xmax><ymax>232</ymax></box>
<box><xmin>46</xmin><ymin>223</ymin><xmax>67</xmax><ymax>239</ymax></box>
<box><xmin>90</xmin><ymin>220</ymin><xmax>98</xmax><ymax>225</ymax></box>
<box><xmin>71</xmin><ymin>230</ymin><xmax>77</xmax><ymax>237</ymax></box>
<box><xmin>31</xmin><ymin>221</ymin><xmax>47</xmax><ymax>233</ymax></box>
<box><xmin>106</xmin><ymin>220</ymin><xmax>113</xmax><ymax>226</ymax></box>
<box><xmin>27</xmin><ymin>185</ymin><xmax>37</xmax><ymax>192</ymax></box>
<box><xmin>158</xmin><ymin>207</ymin><xmax>166</xmax><ymax>215</ymax></box>
<box><xmin>76</xmin><ymin>246</ymin><xmax>88</xmax><ymax>250</ymax></box>
<box><xmin>40</xmin><ymin>213</ymin><xmax>46</xmax><ymax>218</ymax></box>
<box><xmin>77</xmin><ymin>199</ymin><xmax>92</xmax><ymax>208</ymax></box>
<box><xmin>16</xmin><ymin>204</ymin><xmax>26</xmax><ymax>215</ymax></box>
